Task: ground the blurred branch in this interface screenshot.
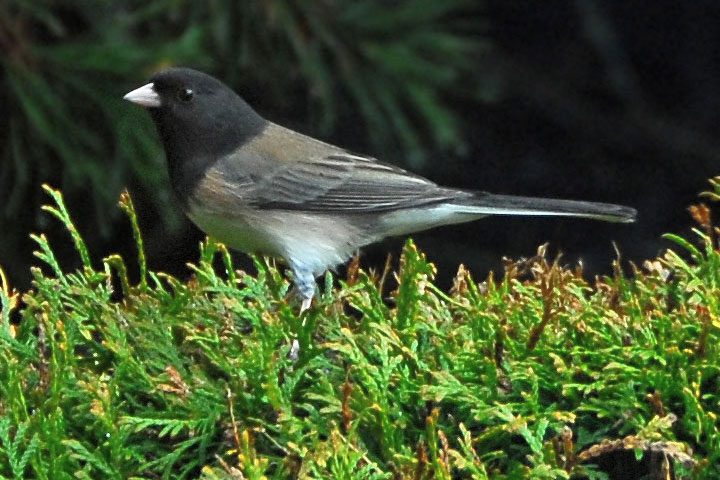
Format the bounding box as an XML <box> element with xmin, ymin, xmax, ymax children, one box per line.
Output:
<box><xmin>575</xmin><ymin>0</ymin><xmax>645</xmax><ymax>108</ymax></box>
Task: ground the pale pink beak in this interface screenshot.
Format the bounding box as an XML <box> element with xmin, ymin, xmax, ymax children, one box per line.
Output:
<box><xmin>123</xmin><ymin>83</ymin><xmax>161</xmax><ymax>108</ymax></box>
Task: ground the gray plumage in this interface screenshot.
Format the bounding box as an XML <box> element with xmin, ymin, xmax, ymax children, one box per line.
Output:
<box><xmin>124</xmin><ymin>68</ymin><xmax>636</xmax><ymax>310</ymax></box>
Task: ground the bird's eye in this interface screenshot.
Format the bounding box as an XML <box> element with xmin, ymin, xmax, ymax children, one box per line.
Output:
<box><xmin>177</xmin><ymin>88</ymin><xmax>194</xmax><ymax>103</ymax></box>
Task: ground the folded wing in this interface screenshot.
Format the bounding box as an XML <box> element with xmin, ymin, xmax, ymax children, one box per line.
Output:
<box><xmin>246</xmin><ymin>152</ymin><xmax>466</xmax><ymax>212</ymax></box>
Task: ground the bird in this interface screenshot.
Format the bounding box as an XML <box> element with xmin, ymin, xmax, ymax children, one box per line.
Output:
<box><xmin>124</xmin><ymin>67</ymin><xmax>636</xmax><ymax>311</ymax></box>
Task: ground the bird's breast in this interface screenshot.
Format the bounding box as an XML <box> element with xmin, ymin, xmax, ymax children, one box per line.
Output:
<box><xmin>185</xmin><ymin>167</ymin><xmax>272</xmax><ymax>254</ymax></box>
<box><xmin>186</xmin><ymin>202</ymin><xmax>278</xmax><ymax>255</ymax></box>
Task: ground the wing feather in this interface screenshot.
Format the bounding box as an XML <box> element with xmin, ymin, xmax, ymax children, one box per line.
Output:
<box><xmin>248</xmin><ymin>152</ymin><xmax>463</xmax><ymax>212</ymax></box>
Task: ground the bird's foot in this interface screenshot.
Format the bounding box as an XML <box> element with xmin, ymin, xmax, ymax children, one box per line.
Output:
<box><xmin>283</xmin><ymin>285</ymin><xmax>313</xmax><ymax>314</ymax></box>
<box><xmin>288</xmin><ymin>339</ymin><xmax>300</xmax><ymax>362</ymax></box>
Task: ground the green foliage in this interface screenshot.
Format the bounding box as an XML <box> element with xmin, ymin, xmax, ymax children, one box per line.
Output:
<box><xmin>0</xmin><ymin>185</ymin><xmax>717</xmax><ymax>478</ymax></box>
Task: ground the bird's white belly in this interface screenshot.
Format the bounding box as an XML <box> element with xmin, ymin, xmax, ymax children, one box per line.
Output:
<box><xmin>186</xmin><ymin>202</ymin><xmax>367</xmax><ymax>275</ymax></box>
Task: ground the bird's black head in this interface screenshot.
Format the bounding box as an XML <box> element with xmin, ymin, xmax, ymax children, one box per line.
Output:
<box><xmin>124</xmin><ymin>67</ymin><xmax>267</xmax><ymax>165</ymax></box>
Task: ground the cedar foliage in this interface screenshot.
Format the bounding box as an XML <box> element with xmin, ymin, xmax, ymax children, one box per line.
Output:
<box><xmin>1</xmin><ymin>184</ymin><xmax>718</xmax><ymax>479</ymax></box>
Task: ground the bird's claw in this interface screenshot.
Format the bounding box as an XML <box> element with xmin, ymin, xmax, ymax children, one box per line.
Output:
<box><xmin>288</xmin><ymin>339</ymin><xmax>300</xmax><ymax>362</ymax></box>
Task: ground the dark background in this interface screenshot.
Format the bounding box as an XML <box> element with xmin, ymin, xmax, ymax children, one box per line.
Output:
<box><xmin>2</xmin><ymin>1</ymin><xmax>718</xmax><ymax>291</ymax></box>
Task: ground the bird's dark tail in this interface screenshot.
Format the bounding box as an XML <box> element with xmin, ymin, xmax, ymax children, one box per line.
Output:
<box><xmin>451</xmin><ymin>192</ymin><xmax>637</xmax><ymax>223</ymax></box>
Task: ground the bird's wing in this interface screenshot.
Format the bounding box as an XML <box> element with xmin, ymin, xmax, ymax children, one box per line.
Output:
<box><xmin>244</xmin><ymin>152</ymin><xmax>464</xmax><ymax>212</ymax></box>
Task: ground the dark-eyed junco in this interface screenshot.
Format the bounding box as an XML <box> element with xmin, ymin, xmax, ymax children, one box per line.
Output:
<box><xmin>124</xmin><ymin>68</ymin><xmax>636</xmax><ymax>311</ymax></box>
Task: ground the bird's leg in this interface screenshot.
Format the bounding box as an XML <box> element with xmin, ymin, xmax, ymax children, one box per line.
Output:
<box><xmin>283</xmin><ymin>263</ymin><xmax>316</xmax><ymax>362</ymax></box>
<box><xmin>288</xmin><ymin>262</ymin><xmax>316</xmax><ymax>313</ymax></box>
